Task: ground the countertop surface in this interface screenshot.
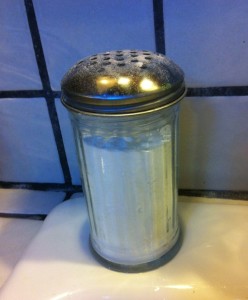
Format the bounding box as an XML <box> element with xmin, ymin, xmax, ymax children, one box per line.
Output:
<box><xmin>0</xmin><ymin>196</ymin><xmax>248</xmax><ymax>300</ymax></box>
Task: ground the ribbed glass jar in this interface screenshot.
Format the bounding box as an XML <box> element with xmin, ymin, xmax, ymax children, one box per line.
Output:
<box><xmin>61</xmin><ymin>50</ymin><xmax>185</xmax><ymax>272</ymax></box>
<box><xmin>69</xmin><ymin>105</ymin><xmax>181</xmax><ymax>272</ymax></box>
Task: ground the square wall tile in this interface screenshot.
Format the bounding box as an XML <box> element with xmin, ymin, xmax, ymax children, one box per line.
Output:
<box><xmin>33</xmin><ymin>0</ymin><xmax>155</xmax><ymax>90</ymax></box>
<box><xmin>0</xmin><ymin>0</ymin><xmax>42</xmax><ymax>90</ymax></box>
<box><xmin>55</xmin><ymin>99</ymin><xmax>81</xmax><ymax>185</ymax></box>
<box><xmin>0</xmin><ymin>189</ymin><xmax>65</xmax><ymax>214</ymax></box>
<box><xmin>164</xmin><ymin>0</ymin><xmax>248</xmax><ymax>87</ymax></box>
<box><xmin>179</xmin><ymin>96</ymin><xmax>248</xmax><ymax>190</ymax></box>
<box><xmin>0</xmin><ymin>98</ymin><xmax>64</xmax><ymax>183</ymax></box>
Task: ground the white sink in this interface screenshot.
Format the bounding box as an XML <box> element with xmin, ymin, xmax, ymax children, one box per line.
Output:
<box><xmin>0</xmin><ymin>196</ymin><xmax>247</xmax><ymax>300</ymax></box>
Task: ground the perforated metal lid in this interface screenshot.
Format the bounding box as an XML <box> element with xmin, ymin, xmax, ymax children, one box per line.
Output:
<box><xmin>61</xmin><ymin>50</ymin><xmax>186</xmax><ymax>114</ymax></box>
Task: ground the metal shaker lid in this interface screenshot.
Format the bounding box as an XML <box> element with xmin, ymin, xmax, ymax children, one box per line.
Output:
<box><xmin>61</xmin><ymin>50</ymin><xmax>186</xmax><ymax>114</ymax></box>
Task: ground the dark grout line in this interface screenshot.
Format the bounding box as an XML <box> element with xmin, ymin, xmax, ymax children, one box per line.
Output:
<box><xmin>45</xmin><ymin>95</ymin><xmax>72</xmax><ymax>183</ymax></box>
<box><xmin>53</xmin><ymin>90</ymin><xmax>61</xmax><ymax>98</ymax></box>
<box><xmin>0</xmin><ymin>90</ymin><xmax>45</xmax><ymax>98</ymax></box>
<box><xmin>187</xmin><ymin>86</ymin><xmax>248</xmax><ymax>97</ymax></box>
<box><xmin>24</xmin><ymin>0</ymin><xmax>72</xmax><ymax>185</ymax></box>
<box><xmin>0</xmin><ymin>212</ymin><xmax>47</xmax><ymax>221</ymax></box>
<box><xmin>24</xmin><ymin>0</ymin><xmax>50</xmax><ymax>90</ymax></box>
<box><xmin>152</xmin><ymin>0</ymin><xmax>166</xmax><ymax>54</ymax></box>
<box><xmin>0</xmin><ymin>181</ymin><xmax>82</xmax><ymax>192</ymax></box>
<box><xmin>179</xmin><ymin>189</ymin><xmax>248</xmax><ymax>200</ymax></box>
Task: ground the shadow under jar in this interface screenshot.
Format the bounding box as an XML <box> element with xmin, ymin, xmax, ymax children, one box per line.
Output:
<box><xmin>61</xmin><ymin>50</ymin><xmax>186</xmax><ymax>273</ymax></box>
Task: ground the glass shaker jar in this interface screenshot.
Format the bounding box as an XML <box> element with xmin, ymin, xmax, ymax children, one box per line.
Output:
<box><xmin>61</xmin><ymin>50</ymin><xmax>186</xmax><ymax>272</ymax></box>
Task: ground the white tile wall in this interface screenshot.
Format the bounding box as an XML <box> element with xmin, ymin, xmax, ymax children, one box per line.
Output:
<box><xmin>0</xmin><ymin>0</ymin><xmax>247</xmax><ymax>214</ymax></box>
<box><xmin>0</xmin><ymin>98</ymin><xmax>64</xmax><ymax>183</ymax></box>
<box><xmin>55</xmin><ymin>99</ymin><xmax>81</xmax><ymax>185</ymax></box>
<box><xmin>0</xmin><ymin>189</ymin><xmax>65</xmax><ymax>214</ymax></box>
<box><xmin>164</xmin><ymin>0</ymin><xmax>248</xmax><ymax>87</ymax></box>
<box><xmin>33</xmin><ymin>0</ymin><xmax>155</xmax><ymax>90</ymax></box>
<box><xmin>0</xmin><ymin>0</ymin><xmax>42</xmax><ymax>90</ymax></box>
<box><xmin>179</xmin><ymin>96</ymin><xmax>248</xmax><ymax>190</ymax></box>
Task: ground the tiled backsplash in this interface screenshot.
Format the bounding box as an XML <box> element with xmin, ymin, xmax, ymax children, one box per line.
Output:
<box><xmin>0</xmin><ymin>0</ymin><xmax>247</xmax><ymax>216</ymax></box>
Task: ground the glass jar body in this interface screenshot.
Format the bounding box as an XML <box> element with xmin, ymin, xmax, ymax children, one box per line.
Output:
<box><xmin>69</xmin><ymin>105</ymin><xmax>181</xmax><ymax>271</ymax></box>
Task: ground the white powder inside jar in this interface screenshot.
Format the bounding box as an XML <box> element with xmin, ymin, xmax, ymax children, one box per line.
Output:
<box><xmin>82</xmin><ymin>125</ymin><xmax>179</xmax><ymax>265</ymax></box>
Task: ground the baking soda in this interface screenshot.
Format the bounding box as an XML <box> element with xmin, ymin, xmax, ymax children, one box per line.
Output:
<box><xmin>79</xmin><ymin>124</ymin><xmax>179</xmax><ymax>265</ymax></box>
